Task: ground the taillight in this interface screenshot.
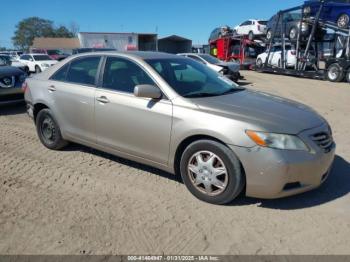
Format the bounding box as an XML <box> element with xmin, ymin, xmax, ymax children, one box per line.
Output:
<box><xmin>258</xmin><ymin>25</ymin><xmax>261</xmax><ymax>31</ymax></box>
<box><xmin>22</xmin><ymin>81</ymin><xmax>28</xmax><ymax>93</ymax></box>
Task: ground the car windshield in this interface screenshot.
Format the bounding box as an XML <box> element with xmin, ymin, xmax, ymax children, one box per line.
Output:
<box><xmin>198</xmin><ymin>54</ymin><xmax>221</xmax><ymax>64</ymax></box>
<box><xmin>33</xmin><ymin>55</ymin><xmax>52</xmax><ymax>61</ymax></box>
<box><xmin>145</xmin><ymin>58</ymin><xmax>242</xmax><ymax>98</ymax></box>
<box><xmin>47</xmin><ymin>50</ymin><xmax>62</xmax><ymax>55</ymax></box>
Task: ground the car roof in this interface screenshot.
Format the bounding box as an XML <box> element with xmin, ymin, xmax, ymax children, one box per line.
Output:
<box><xmin>73</xmin><ymin>51</ymin><xmax>184</xmax><ymax>60</ymax></box>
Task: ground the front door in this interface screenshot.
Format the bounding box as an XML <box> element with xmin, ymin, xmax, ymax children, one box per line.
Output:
<box><xmin>95</xmin><ymin>56</ymin><xmax>173</xmax><ymax>165</ymax></box>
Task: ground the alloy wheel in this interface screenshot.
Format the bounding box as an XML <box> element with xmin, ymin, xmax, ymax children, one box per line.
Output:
<box><xmin>187</xmin><ymin>151</ymin><xmax>228</xmax><ymax>196</ymax></box>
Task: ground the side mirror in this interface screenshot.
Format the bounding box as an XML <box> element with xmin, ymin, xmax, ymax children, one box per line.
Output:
<box><xmin>29</xmin><ymin>58</ymin><xmax>33</xmax><ymax>62</ymax></box>
<box><xmin>134</xmin><ymin>84</ymin><xmax>162</xmax><ymax>99</ymax></box>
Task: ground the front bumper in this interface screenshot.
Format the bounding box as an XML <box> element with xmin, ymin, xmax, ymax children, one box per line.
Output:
<box><xmin>0</xmin><ymin>87</ymin><xmax>24</xmax><ymax>105</ymax></box>
<box><xmin>224</xmin><ymin>72</ymin><xmax>242</xmax><ymax>81</ymax></box>
<box><xmin>230</xmin><ymin>123</ymin><xmax>336</xmax><ymax>199</ymax></box>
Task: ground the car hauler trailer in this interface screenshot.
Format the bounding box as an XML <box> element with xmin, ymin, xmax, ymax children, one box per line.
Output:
<box><xmin>209</xmin><ymin>36</ymin><xmax>265</xmax><ymax>70</ymax></box>
<box><xmin>257</xmin><ymin>0</ymin><xmax>350</xmax><ymax>83</ymax></box>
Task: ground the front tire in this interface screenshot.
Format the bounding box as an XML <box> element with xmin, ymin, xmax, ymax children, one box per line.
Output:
<box><xmin>36</xmin><ymin>109</ymin><xmax>68</xmax><ymax>150</ymax></box>
<box><xmin>337</xmin><ymin>14</ymin><xmax>350</xmax><ymax>29</ymax></box>
<box><xmin>35</xmin><ymin>65</ymin><xmax>42</xmax><ymax>74</ymax></box>
<box><xmin>256</xmin><ymin>58</ymin><xmax>263</xmax><ymax>69</ymax></box>
<box><xmin>180</xmin><ymin>140</ymin><xmax>245</xmax><ymax>205</ymax></box>
<box><xmin>327</xmin><ymin>63</ymin><xmax>344</xmax><ymax>82</ymax></box>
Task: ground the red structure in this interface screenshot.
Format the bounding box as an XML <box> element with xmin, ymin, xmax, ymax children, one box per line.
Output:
<box><xmin>210</xmin><ymin>36</ymin><xmax>265</xmax><ymax>69</ymax></box>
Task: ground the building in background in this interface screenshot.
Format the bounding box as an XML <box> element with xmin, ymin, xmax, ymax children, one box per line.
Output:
<box><xmin>78</xmin><ymin>32</ymin><xmax>157</xmax><ymax>51</ymax></box>
<box><xmin>31</xmin><ymin>37</ymin><xmax>80</xmax><ymax>54</ymax></box>
<box><xmin>158</xmin><ymin>35</ymin><xmax>192</xmax><ymax>54</ymax></box>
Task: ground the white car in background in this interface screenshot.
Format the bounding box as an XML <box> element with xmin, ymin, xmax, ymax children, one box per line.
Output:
<box><xmin>178</xmin><ymin>53</ymin><xmax>241</xmax><ymax>81</ymax></box>
<box><xmin>19</xmin><ymin>54</ymin><xmax>58</xmax><ymax>73</ymax></box>
<box><xmin>234</xmin><ymin>19</ymin><xmax>268</xmax><ymax>40</ymax></box>
<box><xmin>256</xmin><ymin>44</ymin><xmax>297</xmax><ymax>68</ymax></box>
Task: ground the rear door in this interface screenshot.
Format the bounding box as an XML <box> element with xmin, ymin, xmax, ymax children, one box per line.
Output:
<box><xmin>95</xmin><ymin>56</ymin><xmax>172</xmax><ymax>165</ymax></box>
<box><xmin>48</xmin><ymin>56</ymin><xmax>102</xmax><ymax>143</ymax></box>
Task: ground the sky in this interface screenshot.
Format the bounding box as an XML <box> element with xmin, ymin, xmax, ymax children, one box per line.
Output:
<box><xmin>1</xmin><ymin>0</ymin><xmax>302</xmax><ymax>48</ymax></box>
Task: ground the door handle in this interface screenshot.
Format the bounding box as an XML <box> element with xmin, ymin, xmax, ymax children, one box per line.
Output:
<box><xmin>48</xmin><ymin>85</ymin><xmax>56</xmax><ymax>92</ymax></box>
<box><xmin>96</xmin><ymin>96</ymin><xmax>110</xmax><ymax>104</ymax></box>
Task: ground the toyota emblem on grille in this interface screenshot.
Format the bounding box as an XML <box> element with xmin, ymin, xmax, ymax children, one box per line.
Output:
<box><xmin>0</xmin><ymin>76</ymin><xmax>15</xmax><ymax>88</ymax></box>
<box><xmin>3</xmin><ymin>77</ymin><xmax>12</xmax><ymax>85</ymax></box>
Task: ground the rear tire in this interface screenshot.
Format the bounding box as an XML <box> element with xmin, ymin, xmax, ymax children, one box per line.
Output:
<box><xmin>266</xmin><ymin>30</ymin><xmax>272</xmax><ymax>41</ymax></box>
<box><xmin>36</xmin><ymin>109</ymin><xmax>68</xmax><ymax>150</ymax></box>
<box><xmin>337</xmin><ymin>14</ymin><xmax>350</xmax><ymax>29</ymax></box>
<box><xmin>289</xmin><ymin>27</ymin><xmax>298</xmax><ymax>41</ymax></box>
<box><xmin>345</xmin><ymin>69</ymin><xmax>350</xmax><ymax>83</ymax></box>
<box><xmin>248</xmin><ymin>31</ymin><xmax>254</xmax><ymax>41</ymax></box>
<box><xmin>327</xmin><ymin>63</ymin><xmax>344</xmax><ymax>82</ymax></box>
<box><xmin>180</xmin><ymin>140</ymin><xmax>245</xmax><ymax>205</ymax></box>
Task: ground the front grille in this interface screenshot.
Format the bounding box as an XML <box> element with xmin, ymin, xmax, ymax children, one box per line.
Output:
<box><xmin>311</xmin><ymin>132</ymin><xmax>334</xmax><ymax>153</ymax></box>
<box><xmin>222</xmin><ymin>67</ymin><xmax>229</xmax><ymax>75</ymax></box>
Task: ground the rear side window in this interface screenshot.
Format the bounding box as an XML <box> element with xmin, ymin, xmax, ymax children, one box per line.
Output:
<box><xmin>66</xmin><ymin>56</ymin><xmax>101</xmax><ymax>86</ymax></box>
<box><xmin>102</xmin><ymin>57</ymin><xmax>155</xmax><ymax>93</ymax></box>
<box><xmin>51</xmin><ymin>63</ymin><xmax>70</xmax><ymax>82</ymax></box>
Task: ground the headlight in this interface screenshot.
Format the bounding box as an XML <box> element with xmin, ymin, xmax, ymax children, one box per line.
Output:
<box><xmin>301</xmin><ymin>22</ymin><xmax>308</xmax><ymax>32</ymax></box>
<box><xmin>303</xmin><ymin>6</ymin><xmax>311</xmax><ymax>15</ymax></box>
<box><xmin>19</xmin><ymin>74</ymin><xmax>26</xmax><ymax>82</ymax></box>
<box><xmin>246</xmin><ymin>130</ymin><xmax>309</xmax><ymax>151</ymax></box>
<box><xmin>41</xmin><ymin>63</ymin><xmax>49</xmax><ymax>67</ymax></box>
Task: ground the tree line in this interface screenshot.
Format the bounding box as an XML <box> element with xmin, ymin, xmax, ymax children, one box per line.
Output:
<box><xmin>4</xmin><ymin>17</ymin><xmax>80</xmax><ymax>51</ymax></box>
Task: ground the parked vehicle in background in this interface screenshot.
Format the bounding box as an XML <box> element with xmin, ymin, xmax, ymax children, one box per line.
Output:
<box><xmin>256</xmin><ymin>44</ymin><xmax>297</xmax><ymax>68</ymax></box>
<box><xmin>178</xmin><ymin>53</ymin><xmax>241</xmax><ymax>81</ymax></box>
<box><xmin>208</xmin><ymin>26</ymin><xmax>233</xmax><ymax>42</ymax></box>
<box><xmin>31</xmin><ymin>49</ymin><xmax>69</xmax><ymax>61</ymax></box>
<box><xmin>19</xmin><ymin>54</ymin><xmax>58</xmax><ymax>73</ymax></box>
<box><xmin>303</xmin><ymin>0</ymin><xmax>350</xmax><ymax>28</ymax></box>
<box><xmin>72</xmin><ymin>48</ymin><xmax>116</xmax><ymax>54</ymax></box>
<box><xmin>0</xmin><ymin>62</ymin><xmax>27</xmax><ymax>105</ymax></box>
<box><xmin>266</xmin><ymin>13</ymin><xmax>310</xmax><ymax>41</ymax></box>
<box><xmin>234</xmin><ymin>19</ymin><xmax>268</xmax><ymax>40</ymax></box>
<box><xmin>0</xmin><ymin>55</ymin><xmax>28</xmax><ymax>72</ymax></box>
<box><xmin>0</xmin><ymin>51</ymin><xmax>24</xmax><ymax>61</ymax></box>
<box><xmin>25</xmin><ymin>51</ymin><xmax>335</xmax><ymax>204</ymax></box>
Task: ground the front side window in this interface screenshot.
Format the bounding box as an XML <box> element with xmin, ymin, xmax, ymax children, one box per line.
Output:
<box><xmin>198</xmin><ymin>54</ymin><xmax>220</xmax><ymax>64</ymax></box>
<box><xmin>20</xmin><ymin>55</ymin><xmax>28</xmax><ymax>60</ymax></box>
<box><xmin>66</xmin><ymin>56</ymin><xmax>101</xmax><ymax>86</ymax></box>
<box><xmin>187</xmin><ymin>55</ymin><xmax>205</xmax><ymax>64</ymax></box>
<box><xmin>146</xmin><ymin>58</ymin><xmax>240</xmax><ymax>98</ymax></box>
<box><xmin>33</xmin><ymin>55</ymin><xmax>52</xmax><ymax>61</ymax></box>
<box><xmin>102</xmin><ymin>57</ymin><xmax>155</xmax><ymax>93</ymax></box>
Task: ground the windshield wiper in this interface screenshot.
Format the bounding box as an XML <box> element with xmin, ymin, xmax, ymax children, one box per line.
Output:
<box><xmin>217</xmin><ymin>87</ymin><xmax>246</xmax><ymax>96</ymax></box>
<box><xmin>183</xmin><ymin>92</ymin><xmax>220</xmax><ymax>98</ymax></box>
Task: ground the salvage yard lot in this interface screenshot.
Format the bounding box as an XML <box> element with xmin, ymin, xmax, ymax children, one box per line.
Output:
<box><xmin>0</xmin><ymin>71</ymin><xmax>349</xmax><ymax>255</ymax></box>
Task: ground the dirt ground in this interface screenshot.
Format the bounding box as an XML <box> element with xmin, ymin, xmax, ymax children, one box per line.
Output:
<box><xmin>0</xmin><ymin>71</ymin><xmax>349</xmax><ymax>255</ymax></box>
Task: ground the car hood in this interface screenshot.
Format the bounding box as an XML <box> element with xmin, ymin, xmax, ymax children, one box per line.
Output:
<box><xmin>191</xmin><ymin>89</ymin><xmax>325</xmax><ymax>134</ymax></box>
<box><xmin>0</xmin><ymin>66</ymin><xmax>24</xmax><ymax>77</ymax></box>
<box><xmin>38</xmin><ymin>60</ymin><xmax>57</xmax><ymax>64</ymax></box>
<box><xmin>11</xmin><ymin>61</ymin><xmax>26</xmax><ymax>67</ymax></box>
<box><xmin>216</xmin><ymin>61</ymin><xmax>240</xmax><ymax>72</ymax></box>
